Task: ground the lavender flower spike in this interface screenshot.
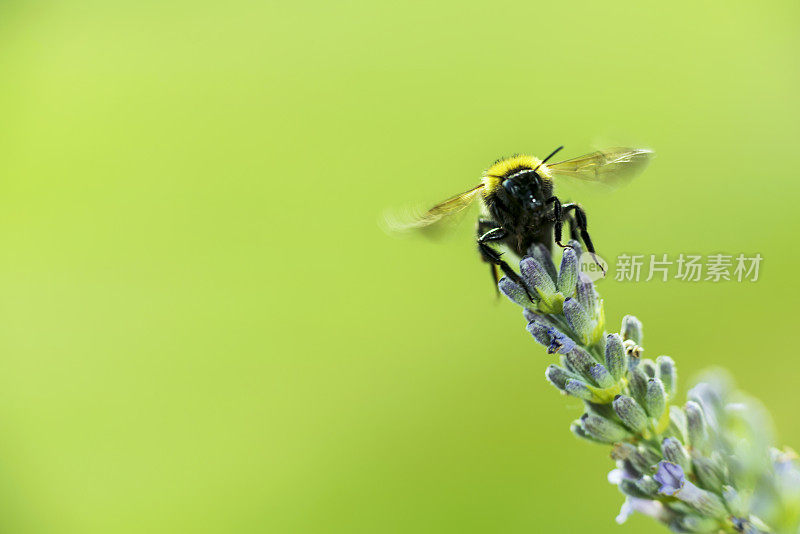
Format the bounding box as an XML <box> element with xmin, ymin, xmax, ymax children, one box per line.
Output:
<box><xmin>498</xmin><ymin>247</ymin><xmax>799</xmax><ymax>533</ymax></box>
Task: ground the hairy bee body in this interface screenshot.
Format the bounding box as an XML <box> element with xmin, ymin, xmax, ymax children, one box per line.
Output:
<box><xmin>481</xmin><ymin>156</ymin><xmax>556</xmax><ymax>257</ymax></box>
<box><xmin>388</xmin><ymin>146</ymin><xmax>653</xmax><ymax>293</ymax></box>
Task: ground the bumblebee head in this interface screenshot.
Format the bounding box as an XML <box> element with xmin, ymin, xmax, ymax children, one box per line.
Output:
<box><xmin>480</xmin><ymin>147</ymin><xmax>563</xmax><ymax>211</ymax></box>
<box><xmin>502</xmin><ymin>169</ymin><xmax>549</xmax><ymax>209</ymax></box>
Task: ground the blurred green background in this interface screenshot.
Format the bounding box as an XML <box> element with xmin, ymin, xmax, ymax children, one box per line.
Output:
<box><xmin>0</xmin><ymin>0</ymin><xmax>798</xmax><ymax>532</ymax></box>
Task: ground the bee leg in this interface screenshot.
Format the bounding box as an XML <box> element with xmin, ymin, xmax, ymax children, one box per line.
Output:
<box><xmin>567</xmin><ymin>215</ymin><xmax>579</xmax><ymax>241</ymax></box>
<box><xmin>545</xmin><ymin>196</ymin><xmax>569</xmax><ymax>248</ymax></box>
<box><xmin>477</xmin><ymin>219</ymin><xmax>501</xmax><ymax>294</ymax></box>
<box><xmin>489</xmin><ymin>263</ymin><xmax>500</xmax><ymax>293</ymax></box>
<box><xmin>477</xmin><ymin>226</ymin><xmax>533</xmax><ymax>300</ymax></box>
<box><xmin>562</xmin><ymin>204</ymin><xmax>605</xmax><ymax>275</ymax></box>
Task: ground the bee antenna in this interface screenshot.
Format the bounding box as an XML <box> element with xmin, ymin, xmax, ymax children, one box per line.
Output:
<box><xmin>534</xmin><ymin>145</ymin><xmax>564</xmax><ymax>172</ymax></box>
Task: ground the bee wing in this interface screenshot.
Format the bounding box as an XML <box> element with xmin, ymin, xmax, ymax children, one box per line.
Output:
<box><xmin>383</xmin><ymin>184</ymin><xmax>484</xmax><ymax>233</ymax></box>
<box><xmin>547</xmin><ymin>147</ymin><xmax>653</xmax><ymax>188</ymax></box>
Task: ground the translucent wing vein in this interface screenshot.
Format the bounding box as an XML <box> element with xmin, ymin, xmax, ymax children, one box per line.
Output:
<box><xmin>384</xmin><ymin>184</ymin><xmax>484</xmax><ymax>232</ymax></box>
<box><xmin>547</xmin><ymin>147</ymin><xmax>653</xmax><ymax>187</ymax></box>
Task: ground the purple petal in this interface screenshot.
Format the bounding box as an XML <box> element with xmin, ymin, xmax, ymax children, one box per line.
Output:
<box><xmin>525</xmin><ymin>321</ymin><xmax>576</xmax><ymax>355</ymax></box>
<box><xmin>653</xmin><ymin>461</ymin><xmax>685</xmax><ymax>496</ymax></box>
<box><xmin>547</xmin><ymin>327</ymin><xmax>576</xmax><ymax>354</ymax></box>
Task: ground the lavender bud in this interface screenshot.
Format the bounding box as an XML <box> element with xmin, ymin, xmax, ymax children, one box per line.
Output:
<box><xmin>722</xmin><ymin>486</ymin><xmax>746</xmax><ymax>517</ymax></box>
<box><xmin>576</xmin><ymin>273</ymin><xmax>597</xmax><ymax>312</ymax></box>
<box><xmin>620</xmin><ymin>476</ymin><xmax>659</xmax><ymax>499</ymax></box>
<box><xmin>640</xmin><ymin>359</ymin><xmax>657</xmax><ymax>378</ymax></box>
<box><xmin>563</xmin><ymin>298</ymin><xmax>593</xmax><ymax>344</ymax></box>
<box><xmin>526</xmin><ymin>321</ymin><xmax>576</xmax><ymax>355</ymax></box>
<box><xmin>523</xmin><ymin>308</ymin><xmax>551</xmax><ymax>325</ymax></box>
<box><xmin>526</xmin><ymin>320</ymin><xmax>550</xmax><ymax>346</ymax></box>
<box><xmin>585</xmin><ymin>401</ymin><xmax>616</xmax><ymax>420</ymax></box>
<box><xmin>662</xmin><ymin>438</ymin><xmax>691</xmax><ymax>474</ymax></box>
<box><xmin>644</xmin><ymin>378</ymin><xmax>667</xmax><ymax>419</ymax></box>
<box><xmin>528</xmin><ymin>243</ymin><xmax>558</xmax><ymax>282</ymax></box>
<box><xmin>685</xmin><ymin>401</ymin><xmax>709</xmax><ymax>452</ymax></box>
<box><xmin>557</xmin><ymin>247</ymin><xmax>579</xmax><ymax>298</ymax></box>
<box><xmin>639</xmin><ymin>445</ymin><xmax>663</xmax><ymax>466</ymax></box>
<box><xmin>567</xmin><ymin>239</ymin><xmax>584</xmax><ymax>257</ymax></box>
<box><xmin>565</xmin><ymin>379</ymin><xmax>597</xmax><ymax>402</ymax></box>
<box><xmin>667</xmin><ymin>406</ymin><xmax>688</xmax><ymax>443</ymax></box>
<box><xmin>693</xmin><ymin>454</ymin><xmax>726</xmax><ymax>494</ymax></box>
<box><xmin>589</xmin><ymin>364</ymin><xmax>615</xmax><ymax>388</ymax></box>
<box><xmin>520</xmin><ymin>257</ymin><xmax>557</xmax><ymax>299</ymax></box>
<box><xmin>688</xmin><ymin>382</ymin><xmax>725</xmax><ymax>429</ymax></box>
<box><xmin>681</xmin><ymin>484</ymin><xmax>728</xmax><ymax>519</ymax></box>
<box><xmin>619</xmin><ymin>479</ymin><xmax>651</xmax><ymax>499</ymax></box>
<box><xmin>564</xmin><ymin>347</ymin><xmax>596</xmax><ymax>381</ymax></box>
<box><xmin>628</xmin><ymin>366</ymin><xmax>648</xmax><ymax>404</ymax></box>
<box><xmin>581</xmin><ymin>413</ymin><xmax>632</xmax><ymax>443</ymax></box>
<box><xmin>605</xmin><ymin>334</ymin><xmax>627</xmax><ymax>381</ymax></box>
<box><xmin>737</xmin><ymin>517</ymin><xmax>773</xmax><ymax>533</ymax></box>
<box><xmin>670</xmin><ymin>516</ymin><xmax>720</xmax><ymax>532</ymax></box>
<box><xmin>570</xmin><ymin>420</ymin><xmax>602</xmax><ymax>443</ymax></box>
<box><xmin>637</xmin><ymin>476</ymin><xmax>660</xmax><ymax>496</ymax></box>
<box><xmin>613</xmin><ymin>395</ymin><xmax>648</xmax><ymax>433</ymax></box>
<box><xmin>545</xmin><ymin>364</ymin><xmax>578</xmax><ymax>391</ymax></box>
<box><xmin>498</xmin><ymin>276</ymin><xmax>536</xmax><ymax>308</ymax></box>
<box><xmin>612</xmin><ymin>442</ymin><xmax>659</xmax><ymax>474</ymax></box>
<box><xmin>619</xmin><ymin>459</ymin><xmax>643</xmax><ymax>479</ymax></box>
<box><xmin>546</xmin><ymin>328</ymin><xmax>577</xmax><ymax>355</ymax></box>
<box><xmin>656</xmin><ymin>355</ymin><xmax>677</xmax><ymax>397</ymax></box>
<box><xmin>621</xmin><ymin>315</ymin><xmax>644</xmax><ymax>345</ymax></box>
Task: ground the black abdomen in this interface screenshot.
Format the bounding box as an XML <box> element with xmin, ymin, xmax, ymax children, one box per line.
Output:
<box><xmin>484</xmin><ymin>171</ymin><xmax>554</xmax><ymax>258</ymax></box>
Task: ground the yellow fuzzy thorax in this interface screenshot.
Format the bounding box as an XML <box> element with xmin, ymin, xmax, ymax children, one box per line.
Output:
<box><xmin>480</xmin><ymin>154</ymin><xmax>553</xmax><ymax>194</ymax></box>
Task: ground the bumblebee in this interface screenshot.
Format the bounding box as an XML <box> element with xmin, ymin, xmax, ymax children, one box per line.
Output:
<box><xmin>390</xmin><ymin>146</ymin><xmax>652</xmax><ymax>293</ymax></box>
